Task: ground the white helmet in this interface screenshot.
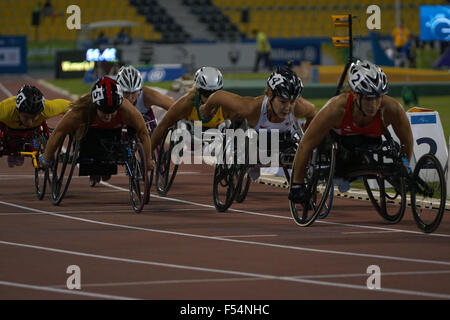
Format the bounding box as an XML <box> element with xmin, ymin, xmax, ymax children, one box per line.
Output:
<box><xmin>194</xmin><ymin>67</ymin><xmax>223</xmax><ymax>94</ymax></box>
<box><xmin>116</xmin><ymin>65</ymin><xmax>143</xmax><ymax>93</ymax></box>
<box><xmin>348</xmin><ymin>60</ymin><xmax>388</xmax><ymax>97</ymax></box>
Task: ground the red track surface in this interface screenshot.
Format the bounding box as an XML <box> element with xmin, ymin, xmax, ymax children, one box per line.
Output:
<box><xmin>0</xmin><ymin>76</ymin><xmax>449</xmax><ymax>301</ymax></box>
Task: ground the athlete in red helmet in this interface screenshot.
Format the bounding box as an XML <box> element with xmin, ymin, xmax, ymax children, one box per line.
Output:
<box><xmin>40</xmin><ymin>76</ymin><xmax>154</xmax><ymax>174</ymax></box>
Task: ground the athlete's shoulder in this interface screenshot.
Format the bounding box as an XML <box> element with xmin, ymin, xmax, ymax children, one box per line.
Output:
<box><xmin>0</xmin><ymin>96</ymin><xmax>17</xmax><ymax>108</ymax></box>
<box><xmin>0</xmin><ymin>96</ymin><xmax>17</xmax><ymax>119</ymax></box>
<box><xmin>42</xmin><ymin>98</ymin><xmax>72</xmax><ymax>118</ymax></box>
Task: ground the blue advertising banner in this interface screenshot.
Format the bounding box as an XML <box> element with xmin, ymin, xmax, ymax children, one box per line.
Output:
<box><xmin>420</xmin><ymin>5</ymin><xmax>450</xmax><ymax>41</ymax></box>
<box><xmin>269</xmin><ymin>38</ymin><xmax>322</xmax><ymax>66</ymax></box>
<box><xmin>0</xmin><ymin>36</ymin><xmax>27</xmax><ymax>74</ymax></box>
<box><xmin>84</xmin><ymin>64</ymin><xmax>187</xmax><ymax>83</ymax></box>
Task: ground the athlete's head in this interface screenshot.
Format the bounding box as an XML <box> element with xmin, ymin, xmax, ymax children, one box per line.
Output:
<box><xmin>266</xmin><ymin>66</ymin><xmax>303</xmax><ymax>119</ymax></box>
<box><xmin>116</xmin><ymin>65</ymin><xmax>143</xmax><ymax>105</ymax></box>
<box><xmin>91</xmin><ymin>76</ymin><xmax>123</xmax><ymax>123</ymax></box>
<box><xmin>194</xmin><ymin>67</ymin><xmax>223</xmax><ymax>101</ymax></box>
<box><xmin>16</xmin><ymin>85</ymin><xmax>45</xmax><ymax>127</ymax></box>
<box><xmin>348</xmin><ymin>60</ymin><xmax>388</xmax><ymax>117</ymax></box>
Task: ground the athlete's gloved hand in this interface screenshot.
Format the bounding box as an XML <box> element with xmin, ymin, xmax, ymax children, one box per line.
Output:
<box><xmin>39</xmin><ymin>154</ymin><xmax>52</xmax><ymax>168</ymax></box>
<box><xmin>288</xmin><ymin>182</ymin><xmax>309</xmax><ymax>204</ymax></box>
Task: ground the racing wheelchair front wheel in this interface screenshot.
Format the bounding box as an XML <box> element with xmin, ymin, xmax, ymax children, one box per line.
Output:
<box><xmin>127</xmin><ymin>141</ymin><xmax>149</xmax><ymax>213</ymax></box>
<box><xmin>51</xmin><ymin>133</ymin><xmax>79</xmax><ymax>205</ymax></box>
<box><xmin>289</xmin><ymin>140</ymin><xmax>337</xmax><ymax>227</ymax></box>
<box><xmin>34</xmin><ymin>132</ymin><xmax>50</xmax><ymax>200</ymax></box>
<box><xmin>410</xmin><ymin>153</ymin><xmax>446</xmax><ymax>233</ymax></box>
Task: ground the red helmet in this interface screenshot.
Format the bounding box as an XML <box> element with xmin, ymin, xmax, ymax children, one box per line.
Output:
<box><xmin>91</xmin><ymin>76</ymin><xmax>123</xmax><ymax>114</ymax></box>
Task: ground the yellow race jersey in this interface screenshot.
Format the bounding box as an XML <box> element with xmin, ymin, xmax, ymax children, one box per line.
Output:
<box><xmin>0</xmin><ymin>96</ymin><xmax>71</xmax><ymax>129</ymax></box>
<box><xmin>186</xmin><ymin>93</ymin><xmax>224</xmax><ymax>128</ymax></box>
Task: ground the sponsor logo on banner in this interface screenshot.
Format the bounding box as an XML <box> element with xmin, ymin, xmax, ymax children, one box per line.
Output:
<box><xmin>0</xmin><ymin>47</ymin><xmax>20</xmax><ymax>66</ymax></box>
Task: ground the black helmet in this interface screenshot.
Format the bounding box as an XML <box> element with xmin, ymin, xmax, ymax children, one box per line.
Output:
<box><xmin>15</xmin><ymin>85</ymin><xmax>45</xmax><ymax>114</ymax></box>
<box><xmin>91</xmin><ymin>76</ymin><xmax>124</xmax><ymax>114</ymax></box>
<box><xmin>267</xmin><ymin>66</ymin><xmax>303</xmax><ymax>101</ymax></box>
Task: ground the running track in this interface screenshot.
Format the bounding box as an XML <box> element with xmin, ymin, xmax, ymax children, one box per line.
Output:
<box><xmin>0</xmin><ymin>75</ymin><xmax>449</xmax><ymax>301</ymax></box>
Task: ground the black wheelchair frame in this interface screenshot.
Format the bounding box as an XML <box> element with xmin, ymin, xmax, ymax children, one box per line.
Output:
<box><xmin>50</xmin><ymin>127</ymin><xmax>150</xmax><ymax>213</ymax></box>
<box><xmin>289</xmin><ymin>132</ymin><xmax>447</xmax><ymax>233</ymax></box>
<box><xmin>211</xmin><ymin>116</ymin><xmax>320</xmax><ymax>212</ymax></box>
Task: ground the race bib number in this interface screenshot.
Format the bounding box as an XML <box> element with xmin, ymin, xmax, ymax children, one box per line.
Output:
<box><xmin>15</xmin><ymin>92</ymin><xmax>26</xmax><ymax>108</ymax></box>
<box><xmin>91</xmin><ymin>87</ymin><xmax>104</xmax><ymax>104</ymax></box>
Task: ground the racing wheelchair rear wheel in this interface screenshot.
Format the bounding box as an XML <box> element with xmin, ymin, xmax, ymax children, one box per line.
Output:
<box><xmin>51</xmin><ymin>133</ymin><xmax>79</xmax><ymax>205</ymax></box>
<box><xmin>289</xmin><ymin>139</ymin><xmax>337</xmax><ymax>227</ymax></box>
<box><xmin>155</xmin><ymin>126</ymin><xmax>180</xmax><ymax>196</ymax></box>
<box><xmin>127</xmin><ymin>141</ymin><xmax>149</xmax><ymax>213</ymax></box>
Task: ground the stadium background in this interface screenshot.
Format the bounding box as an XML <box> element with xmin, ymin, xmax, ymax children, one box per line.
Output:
<box><xmin>1</xmin><ymin>0</ymin><xmax>450</xmax><ymax>301</ymax></box>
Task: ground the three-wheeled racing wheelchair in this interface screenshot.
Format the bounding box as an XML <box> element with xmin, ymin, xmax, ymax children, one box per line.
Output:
<box><xmin>211</xmin><ymin>116</ymin><xmax>334</xmax><ymax>214</ymax></box>
<box><xmin>50</xmin><ymin>125</ymin><xmax>151</xmax><ymax>213</ymax></box>
<box><xmin>288</xmin><ymin>130</ymin><xmax>447</xmax><ymax>233</ymax></box>
<box><xmin>0</xmin><ymin>121</ymin><xmax>51</xmax><ymax>200</ymax></box>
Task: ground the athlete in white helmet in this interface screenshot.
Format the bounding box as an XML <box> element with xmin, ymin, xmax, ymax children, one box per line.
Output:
<box><xmin>288</xmin><ymin>60</ymin><xmax>413</xmax><ymax>204</ymax></box>
<box><xmin>150</xmin><ymin>66</ymin><xmax>228</xmax><ymax>152</ymax></box>
<box><xmin>199</xmin><ymin>65</ymin><xmax>317</xmax><ymax>181</ymax></box>
<box><xmin>116</xmin><ymin>65</ymin><xmax>174</xmax><ymax>127</ymax></box>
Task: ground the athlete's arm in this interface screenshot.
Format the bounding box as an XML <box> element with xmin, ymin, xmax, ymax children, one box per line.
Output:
<box><xmin>292</xmin><ymin>95</ymin><xmax>346</xmax><ymax>184</ymax></box>
<box><xmin>42</xmin><ymin>109</ymin><xmax>83</xmax><ymax>162</ymax></box>
<box><xmin>0</xmin><ymin>97</ymin><xmax>15</xmax><ymax>124</ymax></box>
<box><xmin>382</xmin><ymin>96</ymin><xmax>414</xmax><ymax>161</ymax></box>
<box><xmin>42</xmin><ymin>99</ymin><xmax>72</xmax><ymax>119</ymax></box>
<box><xmin>293</xmin><ymin>97</ymin><xmax>317</xmax><ymax>130</ymax></box>
<box><xmin>199</xmin><ymin>90</ymin><xmax>257</xmax><ymax>124</ymax></box>
<box><xmin>142</xmin><ymin>86</ymin><xmax>174</xmax><ymax>111</ymax></box>
<box><xmin>150</xmin><ymin>91</ymin><xmax>194</xmax><ymax>152</ymax></box>
<box><xmin>121</xmin><ymin>99</ymin><xmax>154</xmax><ymax>170</ymax></box>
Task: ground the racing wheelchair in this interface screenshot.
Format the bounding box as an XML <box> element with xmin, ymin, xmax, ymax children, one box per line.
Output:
<box><xmin>0</xmin><ymin>121</ymin><xmax>51</xmax><ymax>200</ymax></box>
<box><xmin>212</xmin><ymin>116</ymin><xmax>334</xmax><ymax>214</ymax></box>
<box><xmin>50</xmin><ymin>126</ymin><xmax>150</xmax><ymax>213</ymax></box>
<box><xmin>154</xmin><ymin>119</ymin><xmax>221</xmax><ymax>196</ymax></box>
<box><xmin>289</xmin><ymin>131</ymin><xmax>447</xmax><ymax>233</ymax></box>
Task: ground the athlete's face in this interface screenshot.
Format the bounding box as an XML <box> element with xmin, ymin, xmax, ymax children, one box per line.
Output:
<box><xmin>97</xmin><ymin>110</ymin><xmax>117</xmax><ymax>123</ymax></box>
<box><xmin>271</xmin><ymin>95</ymin><xmax>294</xmax><ymax>120</ymax></box>
<box><xmin>19</xmin><ymin>112</ymin><xmax>40</xmax><ymax>128</ymax></box>
<box><xmin>123</xmin><ymin>91</ymin><xmax>139</xmax><ymax>105</ymax></box>
<box><xmin>359</xmin><ymin>95</ymin><xmax>383</xmax><ymax>117</ymax></box>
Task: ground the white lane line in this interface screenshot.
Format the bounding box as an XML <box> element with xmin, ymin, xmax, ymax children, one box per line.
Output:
<box><xmin>0</xmin><ymin>280</ymin><xmax>137</xmax><ymax>300</ymax></box>
<box><xmin>103</xmin><ymin>181</ymin><xmax>450</xmax><ymax>238</ymax></box>
<box><xmin>217</xmin><ymin>234</ymin><xmax>278</xmax><ymax>238</ymax></box>
<box><xmin>1</xmin><ymin>200</ymin><xmax>450</xmax><ymax>267</ymax></box>
<box><xmin>1</xmin><ymin>240</ymin><xmax>450</xmax><ymax>299</ymax></box>
<box><xmin>50</xmin><ymin>277</ymin><xmax>261</xmax><ymax>289</ymax></box>
<box><xmin>341</xmin><ymin>231</ymin><xmax>401</xmax><ymax>235</ymax></box>
<box><xmin>295</xmin><ymin>270</ymin><xmax>450</xmax><ymax>280</ymax></box>
<box><xmin>48</xmin><ymin>269</ymin><xmax>450</xmax><ymax>289</ymax></box>
<box><xmin>0</xmin><ymin>82</ymin><xmax>12</xmax><ymax>97</ymax></box>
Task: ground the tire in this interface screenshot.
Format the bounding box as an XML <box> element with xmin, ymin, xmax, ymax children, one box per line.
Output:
<box><xmin>155</xmin><ymin>127</ymin><xmax>179</xmax><ymax>196</ymax></box>
<box><xmin>411</xmin><ymin>153</ymin><xmax>446</xmax><ymax>233</ymax></box>
<box><xmin>34</xmin><ymin>132</ymin><xmax>49</xmax><ymax>200</ymax></box>
<box><xmin>363</xmin><ymin>174</ymin><xmax>407</xmax><ymax>224</ymax></box>
<box><xmin>51</xmin><ymin>133</ymin><xmax>79</xmax><ymax>206</ymax></box>
<box><xmin>128</xmin><ymin>142</ymin><xmax>149</xmax><ymax>213</ymax></box>
<box><xmin>212</xmin><ymin>118</ymin><xmax>243</xmax><ymax>212</ymax></box>
<box><xmin>289</xmin><ymin>141</ymin><xmax>337</xmax><ymax>227</ymax></box>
